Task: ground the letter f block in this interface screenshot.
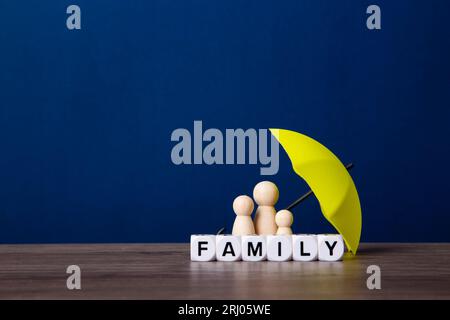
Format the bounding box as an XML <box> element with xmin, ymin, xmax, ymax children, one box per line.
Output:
<box><xmin>190</xmin><ymin>235</ymin><xmax>216</xmax><ymax>261</ymax></box>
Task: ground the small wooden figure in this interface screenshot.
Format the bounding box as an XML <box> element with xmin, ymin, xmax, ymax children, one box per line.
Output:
<box><xmin>232</xmin><ymin>195</ymin><xmax>256</xmax><ymax>236</ymax></box>
<box><xmin>253</xmin><ymin>181</ymin><xmax>279</xmax><ymax>235</ymax></box>
<box><xmin>275</xmin><ymin>209</ymin><xmax>293</xmax><ymax>235</ymax></box>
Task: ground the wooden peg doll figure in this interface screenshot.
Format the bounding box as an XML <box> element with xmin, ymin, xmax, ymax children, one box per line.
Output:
<box><xmin>232</xmin><ymin>195</ymin><xmax>256</xmax><ymax>235</ymax></box>
<box><xmin>253</xmin><ymin>181</ymin><xmax>279</xmax><ymax>235</ymax></box>
<box><xmin>275</xmin><ymin>209</ymin><xmax>293</xmax><ymax>235</ymax></box>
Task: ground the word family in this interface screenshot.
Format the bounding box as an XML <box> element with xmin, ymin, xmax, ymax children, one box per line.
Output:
<box><xmin>191</xmin><ymin>234</ymin><xmax>345</xmax><ymax>262</ymax></box>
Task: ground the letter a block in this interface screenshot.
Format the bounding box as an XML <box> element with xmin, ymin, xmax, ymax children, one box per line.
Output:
<box><xmin>242</xmin><ymin>236</ymin><xmax>267</xmax><ymax>261</ymax></box>
<box><xmin>190</xmin><ymin>235</ymin><xmax>216</xmax><ymax>261</ymax></box>
<box><xmin>318</xmin><ymin>234</ymin><xmax>345</xmax><ymax>261</ymax></box>
<box><xmin>267</xmin><ymin>235</ymin><xmax>292</xmax><ymax>261</ymax></box>
<box><xmin>216</xmin><ymin>235</ymin><xmax>242</xmax><ymax>261</ymax></box>
<box><xmin>292</xmin><ymin>235</ymin><xmax>318</xmax><ymax>261</ymax></box>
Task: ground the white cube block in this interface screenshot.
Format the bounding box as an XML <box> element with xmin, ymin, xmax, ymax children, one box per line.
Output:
<box><xmin>292</xmin><ymin>234</ymin><xmax>318</xmax><ymax>261</ymax></box>
<box><xmin>190</xmin><ymin>235</ymin><xmax>216</xmax><ymax>261</ymax></box>
<box><xmin>242</xmin><ymin>235</ymin><xmax>267</xmax><ymax>261</ymax></box>
<box><xmin>267</xmin><ymin>235</ymin><xmax>292</xmax><ymax>261</ymax></box>
<box><xmin>318</xmin><ymin>234</ymin><xmax>345</xmax><ymax>261</ymax></box>
<box><xmin>216</xmin><ymin>235</ymin><xmax>242</xmax><ymax>261</ymax></box>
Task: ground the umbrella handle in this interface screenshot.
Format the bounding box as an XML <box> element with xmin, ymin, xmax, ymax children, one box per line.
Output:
<box><xmin>285</xmin><ymin>163</ymin><xmax>354</xmax><ymax>211</ymax></box>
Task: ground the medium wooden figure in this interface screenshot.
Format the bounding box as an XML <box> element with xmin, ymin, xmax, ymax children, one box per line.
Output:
<box><xmin>232</xmin><ymin>195</ymin><xmax>256</xmax><ymax>236</ymax></box>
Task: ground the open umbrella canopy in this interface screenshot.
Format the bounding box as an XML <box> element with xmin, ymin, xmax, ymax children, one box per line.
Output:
<box><xmin>270</xmin><ymin>128</ymin><xmax>362</xmax><ymax>254</ymax></box>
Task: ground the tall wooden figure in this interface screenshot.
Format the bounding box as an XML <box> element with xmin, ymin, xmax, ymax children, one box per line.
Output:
<box><xmin>253</xmin><ymin>181</ymin><xmax>279</xmax><ymax>235</ymax></box>
<box><xmin>232</xmin><ymin>195</ymin><xmax>256</xmax><ymax>235</ymax></box>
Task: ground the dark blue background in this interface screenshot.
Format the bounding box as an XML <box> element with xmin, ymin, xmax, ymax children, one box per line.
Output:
<box><xmin>1</xmin><ymin>1</ymin><xmax>449</xmax><ymax>243</ymax></box>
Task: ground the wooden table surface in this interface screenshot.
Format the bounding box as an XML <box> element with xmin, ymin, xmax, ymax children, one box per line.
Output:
<box><xmin>0</xmin><ymin>243</ymin><xmax>449</xmax><ymax>299</ymax></box>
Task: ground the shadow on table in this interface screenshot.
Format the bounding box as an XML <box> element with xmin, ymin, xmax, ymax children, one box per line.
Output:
<box><xmin>355</xmin><ymin>244</ymin><xmax>398</xmax><ymax>256</ymax></box>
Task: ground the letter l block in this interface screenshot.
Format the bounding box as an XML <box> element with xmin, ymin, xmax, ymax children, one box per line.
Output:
<box><xmin>292</xmin><ymin>234</ymin><xmax>318</xmax><ymax>261</ymax></box>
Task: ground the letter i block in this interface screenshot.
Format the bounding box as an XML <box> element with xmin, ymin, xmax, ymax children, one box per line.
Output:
<box><xmin>242</xmin><ymin>236</ymin><xmax>267</xmax><ymax>261</ymax></box>
<box><xmin>292</xmin><ymin>235</ymin><xmax>318</xmax><ymax>261</ymax></box>
<box><xmin>190</xmin><ymin>235</ymin><xmax>216</xmax><ymax>261</ymax></box>
<box><xmin>267</xmin><ymin>235</ymin><xmax>292</xmax><ymax>261</ymax></box>
<box><xmin>318</xmin><ymin>234</ymin><xmax>345</xmax><ymax>261</ymax></box>
<box><xmin>216</xmin><ymin>235</ymin><xmax>242</xmax><ymax>261</ymax></box>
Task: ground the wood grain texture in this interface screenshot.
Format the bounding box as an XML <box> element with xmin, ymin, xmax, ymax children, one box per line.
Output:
<box><xmin>0</xmin><ymin>243</ymin><xmax>449</xmax><ymax>299</ymax></box>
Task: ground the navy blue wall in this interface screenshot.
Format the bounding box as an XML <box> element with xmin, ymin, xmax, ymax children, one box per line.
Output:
<box><xmin>1</xmin><ymin>1</ymin><xmax>449</xmax><ymax>243</ymax></box>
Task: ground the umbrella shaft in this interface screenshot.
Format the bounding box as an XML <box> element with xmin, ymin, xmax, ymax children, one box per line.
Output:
<box><xmin>286</xmin><ymin>163</ymin><xmax>354</xmax><ymax>211</ymax></box>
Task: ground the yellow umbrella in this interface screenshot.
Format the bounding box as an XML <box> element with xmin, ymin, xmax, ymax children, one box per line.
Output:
<box><xmin>270</xmin><ymin>128</ymin><xmax>362</xmax><ymax>254</ymax></box>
